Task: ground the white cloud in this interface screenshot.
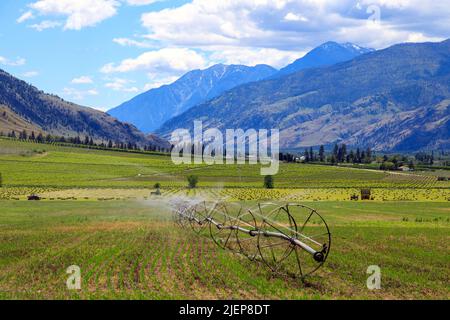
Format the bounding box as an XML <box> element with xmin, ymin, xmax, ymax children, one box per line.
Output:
<box><xmin>100</xmin><ymin>48</ymin><xmax>207</xmax><ymax>74</ymax></box>
<box><xmin>71</xmin><ymin>76</ymin><xmax>94</xmax><ymax>84</ymax></box>
<box><xmin>113</xmin><ymin>37</ymin><xmax>156</xmax><ymax>48</ymax></box>
<box><xmin>126</xmin><ymin>0</ymin><xmax>165</xmax><ymax>5</ymax></box>
<box><xmin>284</xmin><ymin>12</ymin><xmax>308</xmax><ymax>22</ymax></box>
<box><xmin>29</xmin><ymin>20</ymin><xmax>62</xmax><ymax>31</ymax></box>
<box><xmin>209</xmin><ymin>47</ymin><xmax>300</xmax><ymax>69</ymax></box>
<box><xmin>139</xmin><ymin>0</ymin><xmax>450</xmax><ymax>51</ymax></box>
<box><xmin>143</xmin><ymin>75</ymin><xmax>179</xmax><ymax>91</ymax></box>
<box><xmin>22</xmin><ymin>71</ymin><xmax>39</xmax><ymax>78</ymax></box>
<box><xmin>104</xmin><ymin>78</ymin><xmax>139</xmax><ymax>92</ymax></box>
<box><xmin>0</xmin><ymin>56</ymin><xmax>26</xmax><ymax>67</ymax></box>
<box><xmin>29</xmin><ymin>0</ymin><xmax>120</xmax><ymax>30</ymax></box>
<box><xmin>63</xmin><ymin>87</ymin><xmax>99</xmax><ymax>100</ymax></box>
<box><xmin>17</xmin><ymin>11</ymin><xmax>34</xmax><ymax>23</ymax></box>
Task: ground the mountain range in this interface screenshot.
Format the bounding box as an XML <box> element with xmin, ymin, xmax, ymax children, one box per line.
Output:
<box><xmin>156</xmin><ymin>40</ymin><xmax>450</xmax><ymax>152</ymax></box>
<box><xmin>0</xmin><ymin>69</ymin><xmax>167</xmax><ymax>148</ymax></box>
<box><xmin>108</xmin><ymin>64</ymin><xmax>277</xmax><ymax>133</ymax></box>
<box><xmin>2</xmin><ymin>40</ymin><xmax>449</xmax><ymax>153</ymax></box>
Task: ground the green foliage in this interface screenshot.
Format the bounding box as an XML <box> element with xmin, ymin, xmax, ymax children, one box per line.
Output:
<box><xmin>263</xmin><ymin>175</ymin><xmax>274</xmax><ymax>189</ymax></box>
<box><xmin>187</xmin><ymin>175</ymin><xmax>199</xmax><ymax>189</ymax></box>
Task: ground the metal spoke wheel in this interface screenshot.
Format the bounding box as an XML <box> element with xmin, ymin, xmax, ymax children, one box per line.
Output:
<box><xmin>236</xmin><ymin>208</ymin><xmax>260</xmax><ymax>261</ymax></box>
<box><xmin>256</xmin><ymin>203</ymin><xmax>298</xmax><ymax>275</ymax></box>
<box><xmin>284</xmin><ymin>204</ymin><xmax>331</xmax><ymax>278</ymax></box>
<box><xmin>189</xmin><ymin>201</ymin><xmax>212</xmax><ymax>235</ymax></box>
<box><xmin>209</xmin><ymin>202</ymin><xmax>242</xmax><ymax>252</ymax></box>
<box><xmin>174</xmin><ymin>202</ymin><xmax>191</xmax><ymax>229</ymax></box>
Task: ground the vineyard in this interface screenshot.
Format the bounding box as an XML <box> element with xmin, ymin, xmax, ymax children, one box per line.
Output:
<box><xmin>0</xmin><ymin>187</ymin><xmax>445</xmax><ymax>202</ymax></box>
<box><xmin>0</xmin><ymin>138</ymin><xmax>449</xmax><ymax>190</ymax></box>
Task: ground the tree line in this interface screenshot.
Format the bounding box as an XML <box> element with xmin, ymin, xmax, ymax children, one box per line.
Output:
<box><xmin>0</xmin><ymin>130</ymin><xmax>170</xmax><ymax>154</ymax></box>
<box><xmin>280</xmin><ymin>144</ymin><xmax>373</xmax><ymax>165</ymax></box>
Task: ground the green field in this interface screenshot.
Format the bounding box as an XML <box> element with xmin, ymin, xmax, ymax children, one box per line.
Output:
<box><xmin>0</xmin><ymin>138</ymin><xmax>449</xmax><ymax>300</ymax></box>
<box><xmin>1</xmin><ymin>138</ymin><xmax>449</xmax><ymax>190</ymax></box>
<box><xmin>0</xmin><ymin>201</ymin><xmax>448</xmax><ymax>299</ymax></box>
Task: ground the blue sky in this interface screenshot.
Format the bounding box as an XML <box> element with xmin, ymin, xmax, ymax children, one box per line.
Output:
<box><xmin>0</xmin><ymin>0</ymin><xmax>448</xmax><ymax>111</ymax></box>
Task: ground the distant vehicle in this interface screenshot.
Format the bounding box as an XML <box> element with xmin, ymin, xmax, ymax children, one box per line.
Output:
<box><xmin>361</xmin><ymin>189</ymin><xmax>371</xmax><ymax>200</ymax></box>
<box><xmin>28</xmin><ymin>194</ymin><xmax>41</xmax><ymax>201</ymax></box>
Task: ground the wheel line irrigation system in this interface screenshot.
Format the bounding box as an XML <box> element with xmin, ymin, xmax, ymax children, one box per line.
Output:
<box><xmin>172</xmin><ymin>201</ymin><xmax>332</xmax><ymax>279</ymax></box>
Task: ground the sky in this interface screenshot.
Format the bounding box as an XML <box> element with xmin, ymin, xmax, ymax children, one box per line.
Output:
<box><xmin>0</xmin><ymin>0</ymin><xmax>448</xmax><ymax>111</ymax></box>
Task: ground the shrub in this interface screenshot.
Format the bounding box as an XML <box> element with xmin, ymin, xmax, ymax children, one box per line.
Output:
<box><xmin>187</xmin><ymin>175</ymin><xmax>199</xmax><ymax>189</ymax></box>
<box><xmin>264</xmin><ymin>175</ymin><xmax>274</xmax><ymax>189</ymax></box>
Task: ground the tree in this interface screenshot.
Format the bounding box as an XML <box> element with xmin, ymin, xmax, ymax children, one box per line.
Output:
<box><xmin>304</xmin><ymin>148</ymin><xmax>310</xmax><ymax>162</ymax></box>
<box><xmin>330</xmin><ymin>154</ymin><xmax>337</xmax><ymax>165</ymax></box>
<box><xmin>187</xmin><ymin>175</ymin><xmax>199</xmax><ymax>189</ymax></box>
<box><xmin>356</xmin><ymin>148</ymin><xmax>361</xmax><ymax>163</ymax></box>
<box><xmin>319</xmin><ymin>145</ymin><xmax>325</xmax><ymax>162</ymax></box>
<box><xmin>309</xmin><ymin>147</ymin><xmax>314</xmax><ymax>162</ymax></box>
<box><xmin>264</xmin><ymin>175</ymin><xmax>274</xmax><ymax>189</ymax></box>
<box><xmin>30</xmin><ymin>131</ymin><xmax>36</xmax><ymax>140</ymax></box>
<box><xmin>366</xmin><ymin>147</ymin><xmax>372</xmax><ymax>163</ymax></box>
<box><xmin>380</xmin><ymin>161</ymin><xmax>395</xmax><ymax>171</ymax></box>
<box><xmin>20</xmin><ymin>130</ymin><xmax>27</xmax><ymax>140</ymax></box>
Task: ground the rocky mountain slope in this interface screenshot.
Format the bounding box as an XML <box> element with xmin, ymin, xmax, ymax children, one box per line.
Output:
<box><xmin>275</xmin><ymin>41</ymin><xmax>374</xmax><ymax>77</ymax></box>
<box><xmin>157</xmin><ymin>40</ymin><xmax>450</xmax><ymax>152</ymax></box>
<box><xmin>0</xmin><ymin>69</ymin><xmax>167</xmax><ymax>148</ymax></box>
<box><xmin>108</xmin><ymin>64</ymin><xmax>277</xmax><ymax>133</ymax></box>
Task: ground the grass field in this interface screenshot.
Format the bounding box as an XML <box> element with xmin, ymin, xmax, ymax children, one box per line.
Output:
<box><xmin>1</xmin><ymin>138</ymin><xmax>449</xmax><ymax>189</ymax></box>
<box><xmin>0</xmin><ymin>201</ymin><xmax>448</xmax><ymax>299</ymax></box>
<box><xmin>0</xmin><ymin>138</ymin><xmax>449</xmax><ymax>300</ymax></box>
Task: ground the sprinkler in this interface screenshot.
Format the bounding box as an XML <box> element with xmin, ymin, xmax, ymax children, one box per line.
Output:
<box><xmin>173</xmin><ymin>201</ymin><xmax>331</xmax><ymax>279</ymax></box>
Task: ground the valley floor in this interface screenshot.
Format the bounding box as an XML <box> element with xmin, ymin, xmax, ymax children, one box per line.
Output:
<box><xmin>0</xmin><ymin>201</ymin><xmax>448</xmax><ymax>300</ymax></box>
<box><xmin>0</xmin><ymin>139</ymin><xmax>448</xmax><ymax>300</ymax></box>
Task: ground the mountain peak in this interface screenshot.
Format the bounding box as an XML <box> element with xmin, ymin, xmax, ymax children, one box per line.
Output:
<box><xmin>275</xmin><ymin>41</ymin><xmax>374</xmax><ymax>78</ymax></box>
<box><xmin>108</xmin><ymin>63</ymin><xmax>277</xmax><ymax>133</ymax></box>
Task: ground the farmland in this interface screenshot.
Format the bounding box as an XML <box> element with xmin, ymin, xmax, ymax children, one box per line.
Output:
<box><xmin>0</xmin><ymin>138</ymin><xmax>449</xmax><ymax>300</ymax></box>
<box><xmin>0</xmin><ymin>201</ymin><xmax>448</xmax><ymax>299</ymax></box>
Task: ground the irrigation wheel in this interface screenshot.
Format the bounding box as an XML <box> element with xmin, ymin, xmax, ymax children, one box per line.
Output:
<box><xmin>188</xmin><ymin>201</ymin><xmax>212</xmax><ymax>235</ymax></box>
<box><xmin>256</xmin><ymin>203</ymin><xmax>297</xmax><ymax>275</ymax></box>
<box><xmin>284</xmin><ymin>203</ymin><xmax>331</xmax><ymax>278</ymax></box>
<box><xmin>209</xmin><ymin>202</ymin><xmax>242</xmax><ymax>252</ymax></box>
<box><xmin>236</xmin><ymin>207</ymin><xmax>260</xmax><ymax>261</ymax></box>
<box><xmin>174</xmin><ymin>202</ymin><xmax>191</xmax><ymax>229</ymax></box>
